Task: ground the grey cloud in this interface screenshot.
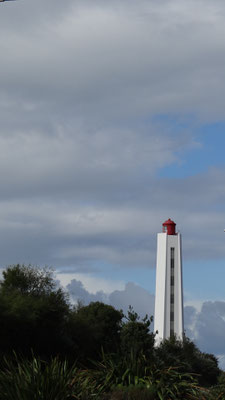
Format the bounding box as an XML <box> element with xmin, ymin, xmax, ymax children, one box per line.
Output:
<box><xmin>109</xmin><ymin>282</ymin><xmax>155</xmax><ymax>319</ymax></box>
<box><xmin>0</xmin><ymin>0</ymin><xmax>225</xmax><ymax>269</ymax></box>
<box><xmin>183</xmin><ymin>301</ymin><xmax>225</xmax><ymax>369</ymax></box>
<box><xmin>66</xmin><ymin>279</ymin><xmax>155</xmax><ymax>319</ymax></box>
<box><xmin>193</xmin><ymin>302</ymin><xmax>225</xmax><ymax>355</ymax></box>
<box><xmin>56</xmin><ymin>265</ymin><xmax>100</xmax><ymax>274</ymax></box>
<box><xmin>184</xmin><ymin>301</ymin><xmax>225</xmax><ymax>365</ymax></box>
<box><xmin>0</xmin><ymin>124</ymin><xmax>188</xmax><ymax>202</ymax></box>
<box><xmin>184</xmin><ymin>306</ymin><xmax>198</xmax><ymax>339</ymax></box>
<box><xmin>1</xmin><ymin>0</ymin><xmax>225</xmax><ymax>121</ymax></box>
<box><xmin>0</xmin><ymin>165</ymin><xmax>225</xmax><ymax>267</ymax></box>
<box><xmin>67</xmin><ymin>279</ymin><xmax>107</xmax><ymax>305</ymax></box>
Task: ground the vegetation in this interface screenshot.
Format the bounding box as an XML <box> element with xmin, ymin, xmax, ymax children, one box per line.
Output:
<box><xmin>155</xmin><ymin>335</ymin><xmax>220</xmax><ymax>387</ymax></box>
<box><xmin>0</xmin><ymin>264</ymin><xmax>70</xmax><ymax>359</ymax></box>
<box><xmin>0</xmin><ymin>355</ymin><xmax>76</xmax><ymax>400</ymax></box>
<box><xmin>0</xmin><ymin>264</ymin><xmax>224</xmax><ymax>399</ymax></box>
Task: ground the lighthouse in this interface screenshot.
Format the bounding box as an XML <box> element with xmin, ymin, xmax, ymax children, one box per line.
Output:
<box><xmin>154</xmin><ymin>219</ymin><xmax>184</xmax><ymax>345</ymax></box>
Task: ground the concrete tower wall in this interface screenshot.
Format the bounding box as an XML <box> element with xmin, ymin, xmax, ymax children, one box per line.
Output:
<box><xmin>154</xmin><ymin>233</ymin><xmax>167</xmax><ymax>341</ymax></box>
<box><xmin>154</xmin><ymin>230</ymin><xmax>184</xmax><ymax>345</ymax></box>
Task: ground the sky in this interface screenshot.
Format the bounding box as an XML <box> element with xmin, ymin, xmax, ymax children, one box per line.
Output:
<box><xmin>1</xmin><ymin>0</ymin><xmax>225</xmax><ymax>366</ymax></box>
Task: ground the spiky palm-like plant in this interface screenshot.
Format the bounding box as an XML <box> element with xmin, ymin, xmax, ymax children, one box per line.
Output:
<box><xmin>0</xmin><ymin>355</ymin><xmax>76</xmax><ymax>400</ymax></box>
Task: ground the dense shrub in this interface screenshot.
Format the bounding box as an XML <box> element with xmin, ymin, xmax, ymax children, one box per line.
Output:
<box><xmin>154</xmin><ymin>335</ymin><xmax>220</xmax><ymax>386</ymax></box>
<box><xmin>0</xmin><ymin>355</ymin><xmax>77</xmax><ymax>400</ymax></box>
<box><xmin>69</xmin><ymin>301</ymin><xmax>123</xmax><ymax>361</ymax></box>
<box><xmin>0</xmin><ymin>265</ymin><xmax>70</xmax><ymax>359</ymax></box>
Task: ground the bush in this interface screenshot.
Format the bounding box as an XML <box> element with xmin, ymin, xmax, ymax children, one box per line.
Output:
<box><xmin>0</xmin><ymin>264</ymin><xmax>70</xmax><ymax>359</ymax></box>
<box><xmin>155</xmin><ymin>335</ymin><xmax>220</xmax><ymax>386</ymax></box>
<box><xmin>0</xmin><ymin>355</ymin><xmax>77</xmax><ymax>400</ymax></box>
<box><xmin>102</xmin><ymin>385</ymin><xmax>157</xmax><ymax>400</ymax></box>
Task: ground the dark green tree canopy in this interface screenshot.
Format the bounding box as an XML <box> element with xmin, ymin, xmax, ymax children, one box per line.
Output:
<box><xmin>69</xmin><ymin>301</ymin><xmax>123</xmax><ymax>360</ymax></box>
<box><xmin>121</xmin><ymin>306</ymin><xmax>155</xmax><ymax>361</ymax></box>
<box><xmin>1</xmin><ymin>264</ymin><xmax>56</xmax><ymax>295</ymax></box>
<box><xmin>155</xmin><ymin>335</ymin><xmax>220</xmax><ymax>386</ymax></box>
<box><xmin>0</xmin><ymin>264</ymin><xmax>70</xmax><ymax>358</ymax></box>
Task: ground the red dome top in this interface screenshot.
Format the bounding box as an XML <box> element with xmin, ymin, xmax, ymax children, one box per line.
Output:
<box><xmin>162</xmin><ymin>218</ymin><xmax>176</xmax><ymax>235</ymax></box>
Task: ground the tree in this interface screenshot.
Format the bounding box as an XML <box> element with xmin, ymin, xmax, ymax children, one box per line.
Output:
<box><xmin>155</xmin><ymin>335</ymin><xmax>220</xmax><ymax>386</ymax></box>
<box><xmin>121</xmin><ymin>306</ymin><xmax>154</xmax><ymax>357</ymax></box>
<box><xmin>68</xmin><ymin>301</ymin><xmax>123</xmax><ymax>362</ymax></box>
<box><xmin>1</xmin><ymin>264</ymin><xmax>55</xmax><ymax>295</ymax></box>
<box><xmin>0</xmin><ymin>264</ymin><xmax>70</xmax><ymax>358</ymax></box>
<box><xmin>120</xmin><ymin>306</ymin><xmax>155</xmax><ymax>377</ymax></box>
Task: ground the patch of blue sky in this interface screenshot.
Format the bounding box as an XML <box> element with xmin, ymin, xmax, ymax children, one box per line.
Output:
<box><xmin>184</xmin><ymin>259</ymin><xmax>225</xmax><ymax>301</ymax></box>
<box><xmin>157</xmin><ymin>118</ymin><xmax>225</xmax><ymax>178</ymax></box>
<box><xmin>89</xmin><ymin>257</ymin><xmax>225</xmax><ymax>302</ymax></box>
<box><xmin>93</xmin><ymin>261</ymin><xmax>156</xmax><ymax>294</ymax></box>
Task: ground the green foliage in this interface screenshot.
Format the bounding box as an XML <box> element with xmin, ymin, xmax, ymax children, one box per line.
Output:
<box><xmin>1</xmin><ymin>264</ymin><xmax>55</xmax><ymax>295</ymax></box>
<box><xmin>120</xmin><ymin>306</ymin><xmax>155</xmax><ymax>377</ymax></box>
<box><xmin>103</xmin><ymin>385</ymin><xmax>157</xmax><ymax>400</ymax></box>
<box><xmin>0</xmin><ymin>264</ymin><xmax>70</xmax><ymax>358</ymax></box>
<box><xmin>145</xmin><ymin>366</ymin><xmax>207</xmax><ymax>400</ymax></box>
<box><xmin>0</xmin><ymin>355</ymin><xmax>77</xmax><ymax>400</ymax></box>
<box><xmin>0</xmin><ymin>265</ymin><xmax>124</xmax><ymax>362</ymax></box>
<box><xmin>69</xmin><ymin>351</ymin><xmax>207</xmax><ymax>400</ymax></box>
<box><xmin>0</xmin><ymin>351</ymin><xmax>211</xmax><ymax>400</ymax></box>
<box><xmin>155</xmin><ymin>335</ymin><xmax>220</xmax><ymax>387</ymax></box>
<box><xmin>69</xmin><ymin>301</ymin><xmax>123</xmax><ymax>361</ymax></box>
<box><xmin>206</xmin><ymin>371</ymin><xmax>225</xmax><ymax>399</ymax></box>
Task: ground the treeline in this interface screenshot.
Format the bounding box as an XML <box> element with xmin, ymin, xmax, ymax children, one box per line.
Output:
<box><xmin>0</xmin><ymin>264</ymin><xmax>224</xmax><ymax>399</ymax></box>
<box><xmin>0</xmin><ymin>264</ymin><xmax>124</xmax><ymax>362</ymax></box>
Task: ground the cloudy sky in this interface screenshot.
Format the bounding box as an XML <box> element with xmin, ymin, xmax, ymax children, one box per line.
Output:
<box><xmin>1</xmin><ymin>0</ymin><xmax>225</xmax><ymax>366</ymax></box>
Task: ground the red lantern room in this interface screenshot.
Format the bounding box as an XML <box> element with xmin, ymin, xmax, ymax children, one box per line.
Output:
<box><xmin>162</xmin><ymin>218</ymin><xmax>176</xmax><ymax>235</ymax></box>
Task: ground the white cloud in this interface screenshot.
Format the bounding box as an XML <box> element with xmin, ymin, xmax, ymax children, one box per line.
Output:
<box><xmin>218</xmin><ymin>355</ymin><xmax>225</xmax><ymax>371</ymax></box>
<box><xmin>184</xmin><ymin>301</ymin><xmax>225</xmax><ymax>369</ymax></box>
<box><xmin>64</xmin><ymin>277</ymin><xmax>154</xmax><ymax>319</ymax></box>
<box><xmin>58</xmin><ymin>273</ymin><xmax>124</xmax><ymax>295</ymax></box>
<box><xmin>109</xmin><ymin>282</ymin><xmax>155</xmax><ymax>319</ymax></box>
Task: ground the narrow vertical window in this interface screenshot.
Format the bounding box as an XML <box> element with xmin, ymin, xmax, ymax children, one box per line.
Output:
<box><xmin>170</xmin><ymin>247</ymin><xmax>175</xmax><ymax>336</ymax></box>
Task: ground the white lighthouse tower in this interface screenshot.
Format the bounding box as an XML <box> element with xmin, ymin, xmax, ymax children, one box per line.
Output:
<box><xmin>154</xmin><ymin>219</ymin><xmax>184</xmax><ymax>345</ymax></box>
